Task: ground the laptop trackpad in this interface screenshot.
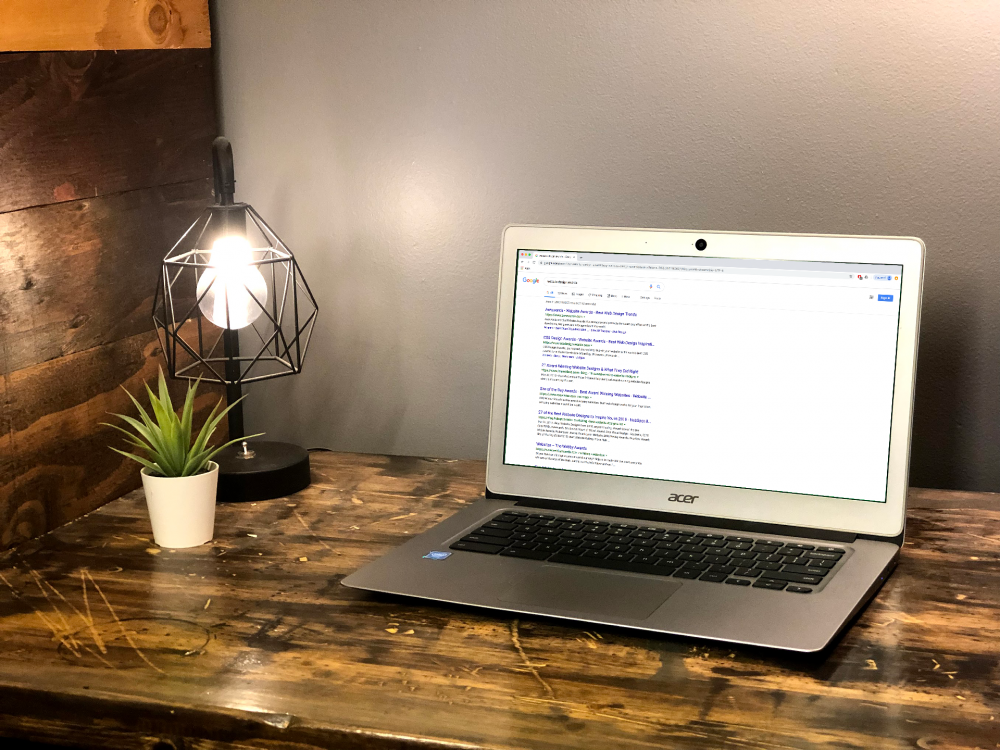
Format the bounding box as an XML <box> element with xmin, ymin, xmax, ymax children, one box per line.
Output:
<box><xmin>499</xmin><ymin>565</ymin><xmax>681</xmax><ymax>620</ymax></box>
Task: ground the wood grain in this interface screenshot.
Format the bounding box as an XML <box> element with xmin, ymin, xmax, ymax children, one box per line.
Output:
<box><xmin>0</xmin><ymin>178</ymin><xmax>213</xmax><ymax>375</ymax></box>
<box><xmin>0</xmin><ymin>49</ymin><xmax>215</xmax><ymax>214</ymax></box>
<box><xmin>0</xmin><ymin>452</ymin><xmax>996</xmax><ymax>750</ymax></box>
<box><xmin>0</xmin><ymin>328</ymin><xmax>226</xmax><ymax>550</ymax></box>
<box><xmin>0</xmin><ymin>0</ymin><xmax>210</xmax><ymax>51</ymax></box>
<box><xmin>0</xmin><ymin>42</ymin><xmax>217</xmax><ymax>549</ymax></box>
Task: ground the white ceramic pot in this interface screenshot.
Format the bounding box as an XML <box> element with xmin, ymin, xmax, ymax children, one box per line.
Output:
<box><xmin>141</xmin><ymin>462</ymin><xmax>219</xmax><ymax>548</ymax></box>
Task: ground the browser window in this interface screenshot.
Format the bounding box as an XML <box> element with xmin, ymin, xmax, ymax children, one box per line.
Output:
<box><xmin>503</xmin><ymin>250</ymin><xmax>904</xmax><ymax>503</ymax></box>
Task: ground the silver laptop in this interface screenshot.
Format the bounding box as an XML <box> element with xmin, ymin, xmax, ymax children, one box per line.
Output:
<box><xmin>343</xmin><ymin>225</ymin><xmax>925</xmax><ymax>652</ymax></box>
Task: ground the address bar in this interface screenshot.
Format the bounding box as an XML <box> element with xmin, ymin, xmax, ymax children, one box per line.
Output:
<box><xmin>538</xmin><ymin>260</ymin><xmax>724</xmax><ymax>274</ymax></box>
<box><xmin>543</xmin><ymin>278</ymin><xmax>668</xmax><ymax>293</ymax></box>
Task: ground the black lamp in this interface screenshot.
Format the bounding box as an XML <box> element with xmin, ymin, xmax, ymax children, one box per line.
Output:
<box><xmin>152</xmin><ymin>137</ymin><xmax>319</xmax><ymax>502</ymax></box>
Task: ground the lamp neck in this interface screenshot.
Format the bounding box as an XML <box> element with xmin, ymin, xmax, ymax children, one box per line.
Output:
<box><xmin>212</xmin><ymin>136</ymin><xmax>236</xmax><ymax>206</ymax></box>
<box><xmin>223</xmin><ymin>330</ymin><xmax>245</xmax><ymax>439</ymax></box>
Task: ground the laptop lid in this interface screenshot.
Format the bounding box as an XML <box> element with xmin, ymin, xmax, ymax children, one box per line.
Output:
<box><xmin>486</xmin><ymin>225</ymin><xmax>924</xmax><ymax>538</ymax></box>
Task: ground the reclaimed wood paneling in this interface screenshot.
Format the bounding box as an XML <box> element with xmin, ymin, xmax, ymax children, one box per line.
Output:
<box><xmin>0</xmin><ymin>0</ymin><xmax>210</xmax><ymax>52</ymax></box>
<box><xmin>0</xmin><ymin>46</ymin><xmax>219</xmax><ymax>550</ymax></box>
<box><xmin>0</xmin><ymin>50</ymin><xmax>215</xmax><ymax>214</ymax></box>
<box><xmin>0</xmin><ymin>452</ymin><xmax>997</xmax><ymax>750</ymax></box>
<box><xmin>0</xmin><ymin>178</ymin><xmax>213</xmax><ymax>374</ymax></box>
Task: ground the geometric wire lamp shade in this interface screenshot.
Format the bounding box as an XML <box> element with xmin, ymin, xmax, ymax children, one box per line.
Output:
<box><xmin>152</xmin><ymin>190</ymin><xmax>318</xmax><ymax>389</ymax></box>
<box><xmin>152</xmin><ymin>137</ymin><xmax>318</xmax><ymax>503</ymax></box>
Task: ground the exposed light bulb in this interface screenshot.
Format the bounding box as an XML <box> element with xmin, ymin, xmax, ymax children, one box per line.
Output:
<box><xmin>197</xmin><ymin>235</ymin><xmax>268</xmax><ymax>330</ymax></box>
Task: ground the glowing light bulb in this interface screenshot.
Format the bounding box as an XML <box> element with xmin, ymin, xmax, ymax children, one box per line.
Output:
<box><xmin>197</xmin><ymin>235</ymin><xmax>268</xmax><ymax>329</ymax></box>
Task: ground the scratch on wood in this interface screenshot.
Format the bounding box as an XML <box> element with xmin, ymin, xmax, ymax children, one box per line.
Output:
<box><xmin>293</xmin><ymin>511</ymin><xmax>332</xmax><ymax>551</ymax></box>
<box><xmin>509</xmin><ymin>619</ymin><xmax>554</xmax><ymax>699</ymax></box>
<box><xmin>9</xmin><ymin>571</ymin><xmax>88</xmax><ymax>662</ymax></box>
<box><xmin>515</xmin><ymin>696</ymin><xmax>662</xmax><ymax>730</ymax></box>
<box><xmin>82</xmin><ymin>643</ymin><xmax>116</xmax><ymax>669</ymax></box>
<box><xmin>28</xmin><ymin>570</ymin><xmax>83</xmax><ymax>656</ymax></box>
<box><xmin>82</xmin><ymin>570</ymin><xmax>165</xmax><ymax>674</ymax></box>
<box><xmin>40</xmin><ymin>570</ymin><xmax>110</xmax><ymax>656</ymax></box>
<box><xmin>0</xmin><ymin>572</ymin><xmax>78</xmax><ymax>656</ymax></box>
<box><xmin>0</xmin><ymin>571</ymin><xmax>16</xmax><ymax>594</ymax></box>
<box><xmin>31</xmin><ymin>571</ymin><xmax>73</xmax><ymax>634</ymax></box>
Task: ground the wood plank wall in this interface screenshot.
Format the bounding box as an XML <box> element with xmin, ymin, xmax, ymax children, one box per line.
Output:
<box><xmin>0</xmin><ymin>4</ymin><xmax>222</xmax><ymax>550</ymax></box>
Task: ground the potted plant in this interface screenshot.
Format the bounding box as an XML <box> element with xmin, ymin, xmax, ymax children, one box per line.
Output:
<box><xmin>105</xmin><ymin>369</ymin><xmax>254</xmax><ymax>548</ymax></box>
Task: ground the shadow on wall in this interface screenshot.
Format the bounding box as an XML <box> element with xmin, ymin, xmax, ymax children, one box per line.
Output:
<box><xmin>908</xmin><ymin>296</ymin><xmax>968</xmax><ymax>490</ymax></box>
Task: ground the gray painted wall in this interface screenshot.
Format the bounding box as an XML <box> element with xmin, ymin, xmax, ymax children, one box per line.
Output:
<box><xmin>212</xmin><ymin>0</ymin><xmax>1000</xmax><ymax>491</ymax></box>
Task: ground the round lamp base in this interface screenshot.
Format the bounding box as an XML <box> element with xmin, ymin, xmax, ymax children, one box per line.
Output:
<box><xmin>215</xmin><ymin>440</ymin><xmax>310</xmax><ymax>503</ymax></box>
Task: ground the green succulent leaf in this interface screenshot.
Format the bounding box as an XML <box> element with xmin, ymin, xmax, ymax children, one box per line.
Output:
<box><xmin>112</xmin><ymin>413</ymin><xmax>165</xmax><ymax>454</ymax></box>
<box><xmin>102</xmin><ymin>424</ymin><xmax>157</xmax><ymax>457</ymax></box>
<box><xmin>157</xmin><ymin>367</ymin><xmax>174</xmax><ymax>415</ymax></box>
<box><xmin>145</xmin><ymin>379</ymin><xmax>184</xmax><ymax>473</ymax></box>
<box><xmin>110</xmin><ymin>447</ymin><xmax>165</xmax><ymax>476</ymax></box>
<box><xmin>120</xmin><ymin>388</ymin><xmax>160</xmax><ymax>437</ymax></box>
<box><xmin>179</xmin><ymin>376</ymin><xmax>200</xmax><ymax>453</ymax></box>
<box><xmin>188</xmin><ymin>398</ymin><xmax>222</xmax><ymax>463</ymax></box>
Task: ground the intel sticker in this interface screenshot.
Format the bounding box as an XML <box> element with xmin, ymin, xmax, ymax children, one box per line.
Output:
<box><xmin>423</xmin><ymin>551</ymin><xmax>452</xmax><ymax>560</ymax></box>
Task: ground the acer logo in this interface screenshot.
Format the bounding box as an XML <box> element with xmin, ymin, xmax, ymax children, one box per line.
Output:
<box><xmin>668</xmin><ymin>493</ymin><xmax>697</xmax><ymax>504</ymax></box>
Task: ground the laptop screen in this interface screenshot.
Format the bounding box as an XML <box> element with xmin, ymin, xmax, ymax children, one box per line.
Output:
<box><xmin>503</xmin><ymin>250</ymin><xmax>904</xmax><ymax>503</ymax></box>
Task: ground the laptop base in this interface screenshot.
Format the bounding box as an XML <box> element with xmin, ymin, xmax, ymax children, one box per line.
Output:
<box><xmin>342</xmin><ymin>498</ymin><xmax>899</xmax><ymax>653</ymax></box>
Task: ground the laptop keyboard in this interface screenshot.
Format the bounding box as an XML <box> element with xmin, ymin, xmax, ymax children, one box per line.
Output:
<box><xmin>450</xmin><ymin>510</ymin><xmax>848</xmax><ymax>593</ymax></box>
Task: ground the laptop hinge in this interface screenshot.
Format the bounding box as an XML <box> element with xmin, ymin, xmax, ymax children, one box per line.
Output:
<box><xmin>492</xmin><ymin>492</ymin><xmax>858</xmax><ymax>544</ymax></box>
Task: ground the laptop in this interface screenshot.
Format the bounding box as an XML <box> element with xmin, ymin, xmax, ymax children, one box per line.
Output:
<box><xmin>342</xmin><ymin>225</ymin><xmax>925</xmax><ymax>652</ymax></box>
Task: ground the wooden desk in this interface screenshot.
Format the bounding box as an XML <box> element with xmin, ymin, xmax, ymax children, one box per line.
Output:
<box><xmin>0</xmin><ymin>452</ymin><xmax>998</xmax><ymax>750</ymax></box>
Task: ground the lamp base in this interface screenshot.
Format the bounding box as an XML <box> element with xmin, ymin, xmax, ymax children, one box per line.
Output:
<box><xmin>215</xmin><ymin>440</ymin><xmax>310</xmax><ymax>503</ymax></box>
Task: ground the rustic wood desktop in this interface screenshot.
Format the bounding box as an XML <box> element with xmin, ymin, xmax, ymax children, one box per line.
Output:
<box><xmin>0</xmin><ymin>451</ymin><xmax>997</xmax><ymax>750</ymax></box>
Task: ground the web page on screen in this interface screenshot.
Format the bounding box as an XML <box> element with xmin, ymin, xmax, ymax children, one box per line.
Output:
<box><xmin>503</xmin><ymin>250</ymin><xmax>903</xmax><ymax>502</ymax></box>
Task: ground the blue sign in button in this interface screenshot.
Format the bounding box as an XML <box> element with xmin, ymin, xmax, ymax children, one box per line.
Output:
<box><xmin>878</xmin><ymin>294</ymin><xmax>894</xmax><ymax>302</ymax></box>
